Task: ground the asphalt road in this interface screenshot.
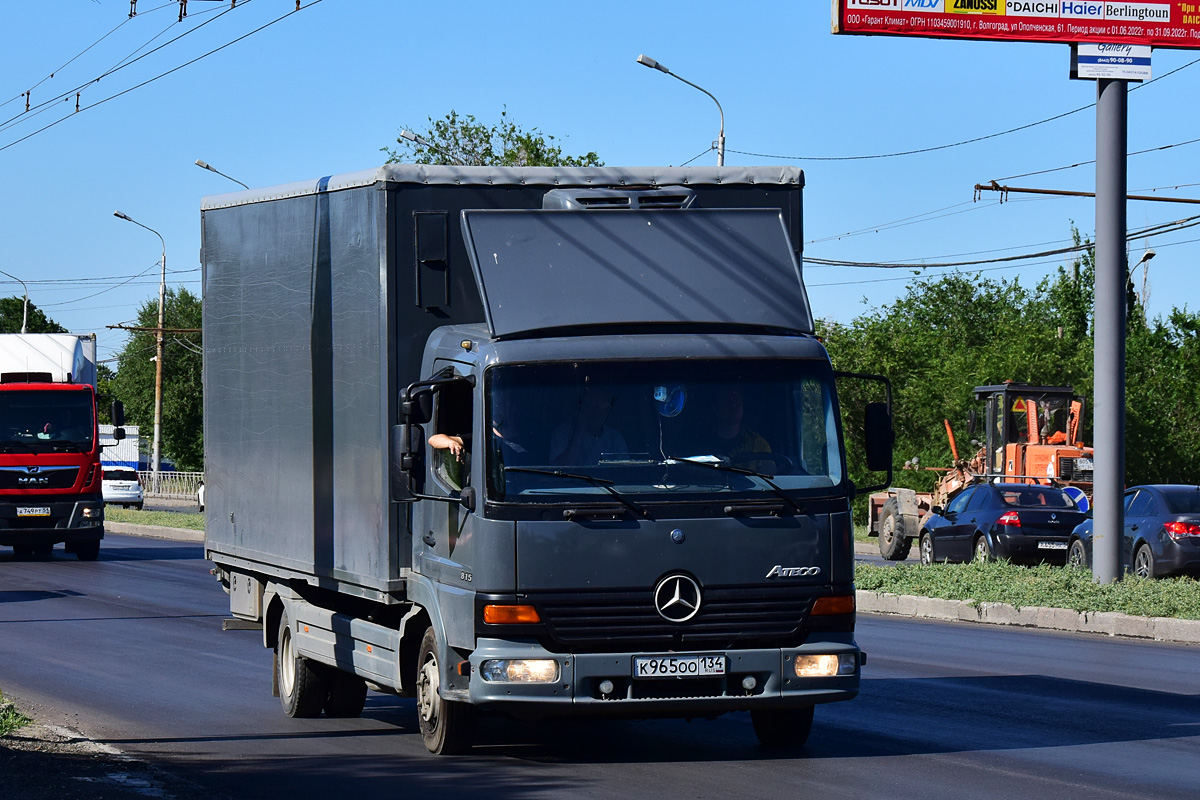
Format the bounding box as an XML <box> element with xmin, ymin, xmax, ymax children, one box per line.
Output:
<box><xmin>1</xmin><ymin>534</ymin><xmax>1198</xmax><ymax>799</ymax></box>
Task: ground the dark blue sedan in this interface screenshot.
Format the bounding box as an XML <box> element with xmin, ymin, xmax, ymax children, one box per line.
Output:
<box><xmin>919</xmin><ymin>482</ymin><xmax>1087</xmax><ymax>566</ymax></box>
<box><xmin>1067</xmin><ymin>485</ymin><xmax>1200</xmax><ymax>578</ymax></box>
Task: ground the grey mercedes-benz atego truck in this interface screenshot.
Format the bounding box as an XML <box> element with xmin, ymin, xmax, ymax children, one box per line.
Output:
<box><xmin>201</xmin><ymin>165</ymin><xmax>892</xmax><ymax>754</ymax></box>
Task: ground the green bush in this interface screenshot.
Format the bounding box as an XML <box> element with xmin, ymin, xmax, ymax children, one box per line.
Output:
<box><xmin>856</xmin><ymin>560</ymin><xmax>1200</xmax><ymax>620</ymax></box>
<box><xmin>0</xmin><ymin>692</ymin><xmax>31</xmax><ymax>737</ymax></box>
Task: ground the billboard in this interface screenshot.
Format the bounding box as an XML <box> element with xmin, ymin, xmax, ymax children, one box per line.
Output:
<box><xmin>833</xmin><ymin>1</ymin><xmax>1200</xmax><ymax>48</ymax></box>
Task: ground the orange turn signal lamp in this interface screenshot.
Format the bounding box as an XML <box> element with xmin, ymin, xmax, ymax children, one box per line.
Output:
<box><xmin>811</xmin><ymin>595</ymin><xmax>855</xmax><ymax>616</ymax></box>
<box><xmin>482</xmin><ymin>604</ymin><xmax>541</xmax><ymax>624</ymax></box>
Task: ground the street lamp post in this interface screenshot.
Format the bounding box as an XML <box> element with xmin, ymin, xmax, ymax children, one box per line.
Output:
<box><xmin>637</xmin><ymin>54</ymin><xmax>725</xmax><ymax>166</ymax></box>
<box><xmin>194</xmin><ymin>159</ymin><xmax>249</xmax><ymax>190</ymax></box>
<box><xmin>113</xmin><ymin>210</ymin><xmax>167</xmax><ymax>495</ymax></box>
<box><xmin>0</xmin><ymin>269</ymin><xmax>29</xmax><ymax>333</ymax></box>
<box><xmin>1134</xmin><ymin>249</ymin><xmax>1156</xmax><ymax>318</ymax></box>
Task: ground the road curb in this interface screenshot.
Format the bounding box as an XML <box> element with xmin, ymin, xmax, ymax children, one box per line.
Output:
<box><xmin>105</xmin><ymin>521</ymin><xmax>204</xmax><ymax>543</ymax></box>
<box><xmin>857</xmin><ymin>590</ymin><xmax>1200</xmax><ymax>645</ymax></box>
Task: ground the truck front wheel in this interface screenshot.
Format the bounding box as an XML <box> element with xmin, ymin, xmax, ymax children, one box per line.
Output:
<box><xmin>751</xmin><ymin>706</ymin><xmax>814</xmax><ymax>748</ymax></box>
<box><xmin>878</xmin><ymin>498</ymin><xmax>912</xmax><ymax>560</ymax></box>
<box><xmin>416</xmin><ymin>626</ymin><xmax>475</xmax><ymax>754</ymax></box>
<box><xmin>74</xmin><ymin>541</ymin><xmax>100</xmax><ymax>561</ymax></box>
<box><xmin>275</xmin><ymin>609</ymin><xmax>329</xmax><ymax>718</ymax></box>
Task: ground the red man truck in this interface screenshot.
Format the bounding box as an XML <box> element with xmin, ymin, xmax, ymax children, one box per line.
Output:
<box><xmin>0</xmin><ymin>333</ymin><xmax>124</xmax><ymax>560</ymax></box>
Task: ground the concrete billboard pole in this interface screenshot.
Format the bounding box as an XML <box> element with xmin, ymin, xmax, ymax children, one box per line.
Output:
<box><xmin>1091</xmin><ymin>78</ymin><xmax>1127</xmax><ymax>585</ymax></box>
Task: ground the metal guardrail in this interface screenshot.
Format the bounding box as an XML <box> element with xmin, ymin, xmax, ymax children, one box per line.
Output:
<box><xmin>138</xmin><ymin>470</ymin><xmax>203</xmax><ymax>500</ymax></box>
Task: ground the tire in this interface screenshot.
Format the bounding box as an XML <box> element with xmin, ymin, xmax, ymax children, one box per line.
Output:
<box><xmin>877</xmin><ymin>498</ymin><xmax>912</xmax><ymax>561</ymax></box>
<box><xmin>135</xmin><ymin>503</ymin><xmax>143</xmax><ymax>511</ymax></box>
<box><xmin>1067</xmin><ymin>539</ymin><xmax>1088</xmax><ymax>569</ymax></box>
<box><xmin>751</xmin><ymin>706</ymin><xmax>815</xmax><ymax>749</ymax></box>
<box><xmin>324</xmin><ymin>670</ymin><xmax>368</xmax><ymax>718</ymax></box>
<box><xmin>275</xmin><ymin>609</ymin><xmax>330</xmax><ymax>718</ymax></box>
<box><xmin>1133</xmin><ymin>543</ymin><xmax>1155</xmax><ymax>579</ymax></box>
<box><xmin>32</xmin><ymin>542</ymin><xmax>54</xmax><ymax>557</ymax></box>
<box><xmin>919</xmin><ymin>532</ymin><xmax>934</xmax><ymax>565</ymax></box>
<box><xmin>74</xmin><ymin>541</ymin><xmax>100</xmax><ymax>561</ymax></box>
<box><xmin>12</xmin><ymin>543</ymin><xmax>33</xmax><ymax>558</ymax></box>
<box><xmin>974</xmin><ymin>536</ymin><xmax>993</xmax><ymax>563</ymax></box>
<box><xmin>416</xmin><ymin>626</ymin><xmax>475</xmax><ymax>754</ymax></box>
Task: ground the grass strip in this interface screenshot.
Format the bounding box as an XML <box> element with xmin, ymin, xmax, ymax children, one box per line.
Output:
<box><xmin>856</xmin><ymin>560</ymin><xmax>1200</xmax><ymax>620</ymax></box>
<box><xmin>104</xmin><ymin>507</ymin><xmax>205</xmax><ymax>531</ymax></box>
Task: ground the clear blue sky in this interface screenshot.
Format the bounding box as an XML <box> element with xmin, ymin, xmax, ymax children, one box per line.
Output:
<box><xmin>1</xmin><ymin>0</ymin><xmax>1197</xmax><ymax>366</ymax></box>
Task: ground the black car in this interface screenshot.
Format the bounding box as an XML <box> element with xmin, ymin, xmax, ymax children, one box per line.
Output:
<box><xmin>1067</xmin><ymin>485</ymin><xmax>1200</xmax><ymax>578</ymax></box>
<box><xmin>919</xmin><ymin>482</ymin><xmax>1087</xmax><ymax>565</ymax></box>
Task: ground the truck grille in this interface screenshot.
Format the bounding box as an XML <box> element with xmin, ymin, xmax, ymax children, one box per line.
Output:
<box><xmin>1059</xmin><ymin>457</ymin><xmax>1093</xmax><ymax>483</ymax></box>
<box><xmin>0</xmin><ymin>467</ymin><xmax>79</xmax><ymax>490</ymax></box>
<box><xmin>532</xmin><ymin>585</ymin><xmax>816</xmax><ymax>653</ymax></box>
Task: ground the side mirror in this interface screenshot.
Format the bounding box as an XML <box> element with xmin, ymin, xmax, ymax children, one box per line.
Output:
<box><xmin>399</xmin><ymin>388</ymin><xmax>434</xmax><ymax>424</ymax></box>
<box><xmin>460</xmin><ymin>485</ymin><xmax>477</xmax><ymax>513</ymax></box>
<box><xmin>111</xmin><ymin>427</ymin><xmax>126</xmax><ymax>442</ymax></box>
<box><xmin>931</xmin><ymin>505</ymin><xmax>945</xmax><ymax>516</ymax></box>
<box><xmin>390</xmin><ymin>423</ymin><xmax>425</xmax><ymax>501</ymax></box>
<box><xmin>111</xmin><ymin>400</ymin><xmax>126</xmax><ymax>427</ymax></box>
<box><xmin>864</xmin><ymin>402</ymin><xmax>893</xmax><ymax>473</ymax></box>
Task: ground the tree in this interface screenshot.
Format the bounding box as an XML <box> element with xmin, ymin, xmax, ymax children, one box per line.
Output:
<box><xmin>384</xmin><ymin>109</ymin><xmax>602</xmax><ymax>167</ymax></box>
<box><xmin>109</xmin><ymin>287</ymin><xmax>203</xmax><ymax>471</ymax></box>
<box><xmin>821</xmin><ymin>226</ymin><xmax>1200</xmax><ymax>509</ymax></box>
<box><xmin>0</xmin><ymin>297</ymin><xmax>66</xmax><ymax>334</ymax></box>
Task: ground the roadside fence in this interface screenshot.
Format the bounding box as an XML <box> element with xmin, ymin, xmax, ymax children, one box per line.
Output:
<box><xmin>138</xmin><ymin>470</ymin><xmax>204</xmax><ymax>500</ymax></box>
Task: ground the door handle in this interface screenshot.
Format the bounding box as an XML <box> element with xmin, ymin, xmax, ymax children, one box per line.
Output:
<box><xmin>1130</xmin><ymin>524</ymin><xmax>1138</xmax><ymax>532</ymax></box>
<box><xmin>422</xmin><ymin>532</ymin><xmax>436</xmax><ymax>547</ymax></box>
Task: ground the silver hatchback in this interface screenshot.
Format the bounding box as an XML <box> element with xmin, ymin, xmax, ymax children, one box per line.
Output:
<box><xmin>102</xmin><ymin>467</ymin><xmax>144</xmax><ymax>510</ymax></box>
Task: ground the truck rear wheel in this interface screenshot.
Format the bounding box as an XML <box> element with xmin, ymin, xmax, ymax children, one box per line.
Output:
<box><xmin>878</xmin><ymin>498</ymin><xmax>912</xmax><ymax>560</ymax></box>
<box><xmin>751</xmin><ymin>706</ymin><xmax>814</xmax><ymax>748</ymax></box>
<box><xmin>275</xmin><ymin>609</ymin><xmax>329</xmax><ymax>718</ymax></box>
<box><xmin>74</xmin><ymin>541</ymin><xmax>100</xmax><ymax>561</ymax></box>
<box><xmin>324</xmin><ymin>671</ymin><xmax>368</xmax><ymax>718</ymax></box>
<box><xmin>416</xmin><ymin>626</ymin><xmax>475</xmax><ymax>754</ymax></box>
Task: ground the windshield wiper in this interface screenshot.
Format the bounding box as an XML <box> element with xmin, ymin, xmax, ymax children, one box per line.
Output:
<box><xmin>503</xmin><ymin>466</ymin><xmax>649</xmax><ymax>519</ymax></box>
<box><xmin>663</xmin><ymin>456</ymin><xmax>805</xmax><ymax>515</ymax></box>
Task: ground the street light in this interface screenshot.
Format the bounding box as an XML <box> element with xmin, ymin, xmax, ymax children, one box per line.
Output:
<box><xmin>0</xmin><ymin>269</ymin><xmax>29</xmax><ymax>333</ymax></box>
<box><xmin>194</xmin><ymin>159</ymin><xmax>249</xmax><ymax>190</ymax></box>
<box><xmin>400</xmin><ymin>129</ymin><xmax>464</xmax><ymax>165</ymax></box>
<box><xmin>637</xmin><ymin>54</ymin><xmax>725</xmax><ymax>167</ymax></box>
<box><xmin>113</xmin><ymin>210</ymin><xmax>167</xmax><ymax>495</ymax></box>
<box><xmin>1133</xmin><ymin>249</ymin><xmax>1156</xmax><ymax>318</ymax></box>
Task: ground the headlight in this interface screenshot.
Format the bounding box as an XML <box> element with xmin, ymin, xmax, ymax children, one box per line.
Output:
<box><xmin>794</xmin><ymin>653</ymin><xmax>857</xmax><ymax>677</ymax></box>
<box><xmin>480</xmin><ymin>659</ymin><xmax>560</xmax><ymax>683</ymax></box>
<box><xmin>82</xmin><ymin>507</ymin><xmax>100</xmax><ymax>519</ymax></box>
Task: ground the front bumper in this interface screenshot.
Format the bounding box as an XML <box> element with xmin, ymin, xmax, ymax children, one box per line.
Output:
<box><xmin>0</xmin><ymin>499</ymin><xmax>104</xmax><ymax>545</ymax></box>
<box><xmin>467</xmin><ymin>636</ymin><xmax>861</xmax><ymax>718</ymax></box>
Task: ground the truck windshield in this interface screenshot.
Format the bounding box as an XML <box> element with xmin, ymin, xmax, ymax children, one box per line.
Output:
<box><xmin>0</xmin><ymin>391</ymin><xmax>94</xmax><ymax>451</ymax></box>
<box><xmin>485</xmin><ymin>359</ymin><xmax>843</xmax><ymax>503</ymax></box>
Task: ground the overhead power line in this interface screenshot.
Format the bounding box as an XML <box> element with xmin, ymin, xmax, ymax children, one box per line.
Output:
<box><xmin>975</xmin><ymin>182</ymin><xmax>1200</xmax><ymax>206</ymax></box>
<box><xmin>806</xmin><ymin>215</ymin><xmax>1200</xmax><ymax>270</ymax></box>
<box><xmin>726</xmin><ymin>55</ymin><xmax>1200</xmax><ymax>163</ymax></box>
<box><xmin>0</xmin><ymin>1</ymin><xmax>237</xmax><ymax>134</ymax></box>
<box><xmin>0</xmin><ymin>0</ymin><xmax>325</xmax><ymax>154</ymax></box>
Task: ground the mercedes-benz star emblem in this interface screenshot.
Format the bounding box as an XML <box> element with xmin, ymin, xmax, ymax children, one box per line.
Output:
<box><xmin>653</xmin><ymin>574</ymin><xmax>702</xmax><ymax>623</ymax></box>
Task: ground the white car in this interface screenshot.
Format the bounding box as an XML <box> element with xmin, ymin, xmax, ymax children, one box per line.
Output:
<box><xmin>102</xmin><ymin>467</ymin><xmax>144</xmax><ymax>510</ymax></box>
